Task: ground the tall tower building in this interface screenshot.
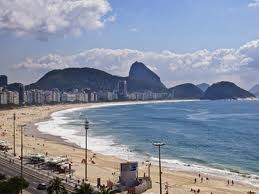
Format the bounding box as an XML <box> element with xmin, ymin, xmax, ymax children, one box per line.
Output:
<box><xmin>0</xmin><ymin>75</ymin><xmax>8</xmax><ymax>87</ymax></box>
<box><xmin>18</xmin><ymin>84</ymin><xmax>25</xmax><ymax>105</ymax></box>
<box><xmin>117</xmin><ymin>80</ymin><xmax>128</xmax><ymax>100</ymax></box>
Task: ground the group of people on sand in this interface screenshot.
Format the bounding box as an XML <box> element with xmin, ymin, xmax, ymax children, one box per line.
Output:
<box><xmin>81</xmin><ymin>153</ymin><xmax>97</xmax><ymax>165</ymax></box>
<box><xmin>227</xmin><ymin>179</ymin><xmax>234</xmax><ymax>186</ymax></box>
<box><xmin>194</xmin><ymin>173</ymin><xmax>209</xmax><ymax>184</ymax></box>
<box><xmin>190</xmin><ymin>188</ymin><xmax>201</xmax><ymax>193</ymax></box>
<box><xmin>191</xmin><ymin>174</ymin><xmax>212</xmax><ymax>194</ymax></box>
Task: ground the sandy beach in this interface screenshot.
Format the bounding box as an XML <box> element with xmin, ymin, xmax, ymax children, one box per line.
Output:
<box><xmin>1</xmin><ymin>103</ymin><xmax>259</xmax><ymax>194</ymax></box>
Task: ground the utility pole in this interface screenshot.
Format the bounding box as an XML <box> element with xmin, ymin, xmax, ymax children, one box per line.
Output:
<box><xmin>153</xmin><ymin>142</ymin><xmax>165</xmax><ymax>194</ymax></box>
<box><xmin>13</xmin><ymin>113</ymin><xmax>16</xmax><ymax>156</ymax></box>
<box><xmin>20</xmin><ymin>124</ymin><xmax>26</xmax><ymax>194</ymax></box>
<box><xmin>84</xmin><ymin>119</ymin><xmax>89</xmax><ymax>182</ymax></box>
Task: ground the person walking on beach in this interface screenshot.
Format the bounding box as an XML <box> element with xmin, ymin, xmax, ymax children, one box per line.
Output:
<box><xmin>201</xmin><ymin>177</ymin><xmax>203</xmax><ymax>183</ymax></box>
<box><xmin>194</xmin><ymin>178</ymin><xmax>197</xmax><ymax>183</ymax></box>
<box><xmin>232</xmin><ymin>180</ymin><xmax>234</xmax><ymax>186</ymax></box>
<box><xmin>227</xmin><ymin>180</ymin><xmax>230</xmax><ymax>185</ymax></box>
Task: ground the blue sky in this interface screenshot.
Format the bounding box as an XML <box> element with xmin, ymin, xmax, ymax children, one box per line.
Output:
<box><xmin>0</xmin><ymin>0</ymin><xmax>259</xmax><ymax>89</ymax></box>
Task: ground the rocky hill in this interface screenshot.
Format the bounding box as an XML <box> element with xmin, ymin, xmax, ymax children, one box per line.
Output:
<box><xmin>168</xmin><ymin>83</ymin><xmax>204</xmax><ymax>99</ymax></box>
<box><xmin>27</xmin><ymin>62</ymin><xmax>166</xmax><ymax>92</ymax></box>
<box><xmin>27</xmin><ymin>67</ymin><xmax>124</xmax><ymax>91</ymax></box>
<box><xmin>127</xmin><ymin>61</ymin><xmax>166</xmax><ymax>92</ymax></box>
<box><xmin>203</xmin><ymin>81</ymin><xmax>255</xmax><ymax>100</ymax></box>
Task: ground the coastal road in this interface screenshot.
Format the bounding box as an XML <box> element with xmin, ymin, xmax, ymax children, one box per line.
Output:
<box><xmin>0</xmin><ymin>154</ymin><xmax>75</xmax><ymax>194</ymax></box>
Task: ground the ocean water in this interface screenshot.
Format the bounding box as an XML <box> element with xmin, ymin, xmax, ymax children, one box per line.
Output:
<box><xmin>36</xmin><ymin>100</ymin><xmax>259</xmax><ymax>186</ymax></box>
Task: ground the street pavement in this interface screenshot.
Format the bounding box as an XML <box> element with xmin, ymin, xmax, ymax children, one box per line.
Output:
<box><xmin>0</xmin><ymin>152</ymin><xmax>76</xmax><ymax>194</ymax></box>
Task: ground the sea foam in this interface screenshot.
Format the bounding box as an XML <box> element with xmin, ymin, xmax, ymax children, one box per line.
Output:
<box><xmin>36</xmin><ymin>100</ymin><xmax>259</xmax><ymax>188</ymax></box>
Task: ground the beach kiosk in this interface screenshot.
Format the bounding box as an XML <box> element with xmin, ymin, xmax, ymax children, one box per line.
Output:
<box><xmin>118</xmin><ymin>162</ymin><xmax>152</xmax><ymax>194</ymax></box>
<box><xmin>120</xmin><ymin>162</ymin><xmax>138</xmax><ymax>187</ymax></box>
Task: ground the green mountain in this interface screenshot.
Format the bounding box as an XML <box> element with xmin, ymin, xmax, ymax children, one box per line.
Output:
<box><xmin>27</xmin><ymin>62</ymin><xmax>166</xmax><ymax>92</ymax></box>
<box><xmin>168</xmin><ymin>83</ymin><xmax>204</xmax><ymax>99</ymax></box>
<box><xmin>203</xmin><ymin>81</ymin><xmax>255</xmax><ymax>100</ymax></box>
<box><xmin>127</xmin><ymin>61</ymin><xmax>167</xmax><ymax>92</ymax></box>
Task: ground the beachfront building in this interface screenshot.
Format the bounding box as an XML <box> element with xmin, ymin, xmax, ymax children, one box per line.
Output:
<box><xmin>75</xmin><ymin>91</ymin><xmax>88</xmax><ymax>102</ymax></box>
<box><xmin>6</xmin><ymin>91</ymin><xmax>19</xmax><ymax>105</ymax></box>
<box><xmin>152</xmin><ymin>92</ymin><xmax>168</xmax><ymax>100</ymax></box>
<box><xmin>0</xmin><ymin>91</ymin><xmax>8</xmax><ymax>105</ymax></box>
<box><xmin>61</xmin><ymin>92</ymin><xmax>76</xmax><ymax>102</ymax></box>
<box><xmin>128</xmin><ymin>91</ymin><xmax>169</xmax><ymax>101</ymax></box>
<box><xmin>1</xmin><ymin>85</ymin><xmax>101</xmax><ymax>106</ymax></box>
<box><xmin>91</xmin><ymin>92</ymin><xmax>98</xmax><ymax>102</ymax></box>
<box><xmin>115</xmin><ymin>162</ymin><xmax>152</xmax><ymax>194</ymax></box>
<box><xmin>18</xmin><ymin>83</ymin><xmax>25</xmax><ymax>105</ymax></box>
<box><xmin>44</xmin><ymin>89</ymin><xmax>61</xmax><ymax>103</ymax></box>
<box><xmin>52</xmin><ymin>89</ymin><xmax>61</xmax><ymax>103</ymax></box>
<box><xmin>23</xmin><ymin>89</ymin><xmax>97</xmax><ymax>104</ymax></box>
<box><xmin>24</xmin><ymin>89</ymin><xmax>45</xmax><ymax>104</ymax></box>
<box><xmin>118</xmin><ymin>80</ymin><xmax>128</xmax><ymax>100</ymax></box>
<box><xmin>128</xmin><ymin>92</ymin><xmax>143</xmax><ymax>101</ymax></box>
<box><xmin>98</xmin><ymin>91</ymin><xmax>118</xmax><ymax>101</ymax></box>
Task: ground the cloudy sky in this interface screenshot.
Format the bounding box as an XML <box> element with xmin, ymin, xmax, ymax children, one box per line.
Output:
<box><xmin>0</xmin><ymin>0</ymin><xmax>259</xmax><ymax>89</ymax></box>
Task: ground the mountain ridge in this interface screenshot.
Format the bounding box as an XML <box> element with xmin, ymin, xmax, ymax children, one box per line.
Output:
<box><xmin>26</xmin><ymin>62</ymin><xmax>255</xmax><ymax>100</ymax></box>
<box><xmin>27</xmin><ymin>62</ymin><xmax>166</xmax><ymax>92</ymax></box>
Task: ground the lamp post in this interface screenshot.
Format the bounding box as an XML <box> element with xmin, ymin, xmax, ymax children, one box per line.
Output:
<box><xmin>20</xmin><ymin>124</ymin><xmax>26</xmax><ymax>194</ymax></box>
<box><xmin>13</xmin><ymin>113</ymin><xmax>16</xmax><ymax>156</ymax></box>
<box><xmin>84</xmin><ymin>119</ymin><xmax>89</xmax><ymax>182</ymax></box>
<box><xmin>153</xmin><ymin>142</ymin><xmax>165</xmax><ymax>194</ymax></box>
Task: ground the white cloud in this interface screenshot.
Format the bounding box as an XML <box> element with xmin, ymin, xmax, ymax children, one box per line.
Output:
<box><xmin>0</xmin><ymin>0</ymin><xmax>113</xmax><ymax>37</ymax></box>
<box><xmin>130</xmin><ymin>28</ymin><xmax>138</xmax><ymax>32</ymax></box>
<box><xmin>13</xmin><ymin>40</ymin><xmax>259</xmax><ymax>88</ymax></box>
<box><xmin>248</xmin><ymin>0</ymin><xmax>259</xmax><ymax>7</ymax></box>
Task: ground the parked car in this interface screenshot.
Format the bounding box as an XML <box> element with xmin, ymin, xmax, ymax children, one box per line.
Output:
<box><xmin>37</xmin><ymin>183</ymin><xmax>47</xmax><ymax>190</ymax></box>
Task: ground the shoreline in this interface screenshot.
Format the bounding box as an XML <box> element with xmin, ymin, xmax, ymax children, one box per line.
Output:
<box><xmin>1</xmin><ymin>102</ymin><xmax>259</xmax><ymax>193</ymax></box>
<box><xmin>35</xmin><ymin>101</ymin><xmax>259</xmax><ymax>188</ymax></box>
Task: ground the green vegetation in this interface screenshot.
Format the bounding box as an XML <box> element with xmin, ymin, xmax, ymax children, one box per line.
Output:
<box><xmin>169</xmin><ymin>83</ymin><xmax>204</xmax><ymax>99</ymax></box>
<box><xmin>74</xmin><ymin>183</ymin><xmax>94</xmax><ymax>194</ymax></box>
<box><xmin>28</xmin><ymin>62</ymin><xmax>166</xmax><ymax>93</ymax></box>
<box><xmin>47</xmin><ymin>177</ymin><xmax>68</xmax><ymax>194</ymax></box>
<box><xmin>0</xmin><ymin>176</ymin><xmax>29</xmax><ymax>194</ymax></box>
<box><xmin>73</xmin><ymin>183</ymin><xmax>114</xmax><ymax>194</ymax></box>
<box><xmin>203</xmin><ymin>81</ymin><xmax>255</xmax><ymax>100</ymax></box>
<box><xmin>98</xmin><ymin>187</ymin><xmax>113</xmax><ymax>194</ymax></box>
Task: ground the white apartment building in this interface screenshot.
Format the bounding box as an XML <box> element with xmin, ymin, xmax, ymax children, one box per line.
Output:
<box><xmin>0</xmin><ymin>91</ymin><xmax>7</xmax><ymax>105</ymax></box>
<box><xmin>6</xmin><ymin>91</ymin><xmax>19</xmax><ymax>105</ymax></box>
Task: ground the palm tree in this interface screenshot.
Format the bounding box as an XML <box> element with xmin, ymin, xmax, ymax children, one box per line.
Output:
<box><xmin>98</xmin><ymin>187</ymin><xmax>113</xmax><ymax>194</ymax></box>
<box><xmin>47</xmin><ymin>177</ymin><xmax>67</xmax><ymax>194</ymax></box>
<box><xmin>0</xmin><ymin>176</ymin><xmax>29</xmax><ymax>194</ymax></box>
<box><xmin>74</xmin><ymin>183</ymin><xmax>94</xmax><ymax>194</ymax></box>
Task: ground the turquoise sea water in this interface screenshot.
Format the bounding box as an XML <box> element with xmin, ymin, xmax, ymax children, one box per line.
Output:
<box><xmin>37</xmin><ymin>100</ymin><xmax>259</xmax><ymax>186</ymax></box>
